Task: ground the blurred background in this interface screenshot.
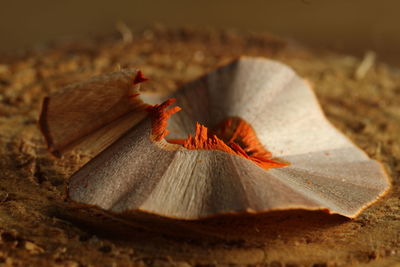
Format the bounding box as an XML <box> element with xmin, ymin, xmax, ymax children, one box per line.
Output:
<box><xmin>0</xmin><ymin>0</ymin><xmax>399</xmax><ymax>65</ymax></box>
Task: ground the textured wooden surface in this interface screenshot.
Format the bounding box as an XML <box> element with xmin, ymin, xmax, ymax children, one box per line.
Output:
<box><xmin>0</xmin><ymin>28</ymin><xmax>399</xmax><ymax>266</ymax></box>
<box><xmin>40</xmin><ymin>69</ymin><xmax>145</xmax><ymax>155</ymax></box>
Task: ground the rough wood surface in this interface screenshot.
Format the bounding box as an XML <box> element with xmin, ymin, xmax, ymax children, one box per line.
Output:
<box><xmin>40</xmin><ymin>69</ymin><xmax>147</xmax><ymax>156</ymax></box>
<box><xmin>0</xmin><ymin>28</ymin><xmax>399</xmax><ymax>266</ymax></box>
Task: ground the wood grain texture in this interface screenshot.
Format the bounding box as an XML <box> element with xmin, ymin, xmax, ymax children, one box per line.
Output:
<box><xmin>1</xmin><ymin>28</ymin><xmax>399</xmax><ymax>266</ymax></box>
<box><xmin>42</xmin><ymin>57</ymin><xmax>390</xmax><ymax>219</ymax></box>
<box><xmin>39</xmin><ymin>69</ymin><xmax>149</xmax><ymax>155</ymax></box>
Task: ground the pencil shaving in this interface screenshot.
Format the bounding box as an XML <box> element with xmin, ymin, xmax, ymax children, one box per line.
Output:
<box><xmin>39</xmin><ymin>57</ymin><xmax>390</xmax><ymax>220</ymax></box>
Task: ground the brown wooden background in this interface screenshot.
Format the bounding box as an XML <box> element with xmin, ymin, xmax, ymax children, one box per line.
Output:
<box><xmin>0</xmin><ymin>0</ymin><xmax>399</xmax><ymax>65</ymax></box>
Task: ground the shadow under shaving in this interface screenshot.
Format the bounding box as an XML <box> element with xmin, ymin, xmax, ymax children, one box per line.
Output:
<box><xmin>54</xmin><ymin>201</ymin><xmax>348</xmax><ymax>245</ymax></box>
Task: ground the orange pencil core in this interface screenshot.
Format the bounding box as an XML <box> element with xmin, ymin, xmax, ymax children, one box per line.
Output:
<box><xmin>146</xmin><ymin>98</ymin><xmax>287</xmax><ymax>170</ymax></box>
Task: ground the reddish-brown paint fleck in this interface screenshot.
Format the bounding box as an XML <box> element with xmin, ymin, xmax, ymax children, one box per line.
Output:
<box><xmin>147</xmin><ymin>98</ymin><xmax>287</xmax><ymax>170</ymax></box>
<box><xmin>169</xmin><ymin>123</ymin><xmax>237</xmax><ymax>154</ymax></box>
<box><xmin>213</xmin><ymin>117</ymin><xmax>272</xmax><ymax>159</ymax></box>
<box><xmin>129</xmin><ymin>93</ymin><xmax>140</xmax><ymax>101</ymax></box>
<box><xmin>169</xmin><ymin>122</ymin><xmax>287</xmax><ymax>170</ymax></box>
<box><xmin>133</xmin><ymin>70</ymin><xmax>149</xmax><ymax>85</ymax></box>
<box><xmin>146</xmin><ymin>98</ymin><xmax>181</xmax><ymax>141</ymax></box>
